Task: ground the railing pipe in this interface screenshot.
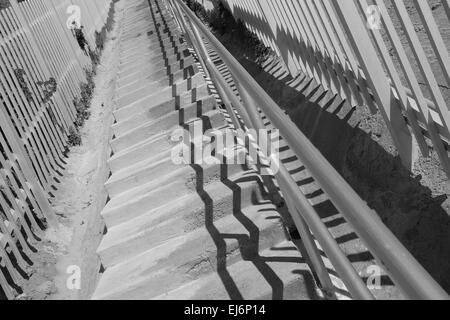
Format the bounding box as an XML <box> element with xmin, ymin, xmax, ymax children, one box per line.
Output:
<box><xmin>175</xmin><ymin>0</ymin><xmax>449</xmax><ymax>300</ymax></box>
<box><xmin>172</xmin><ymin>0</ymin><xmax>374</xmax><ymax>299</ymax></box>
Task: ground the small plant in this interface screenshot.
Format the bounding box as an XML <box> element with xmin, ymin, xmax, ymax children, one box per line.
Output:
<box><xmin>81</xmin><ymin>69</ymin><xmax>95</xmax><ymax>104</ymax></box>
<box><xmin>73</xmin><ymin>24</ymin><xmax>89</xmax><ymax>55</ymax></box>
<box><xmin>14</xmin><ymin>68</ymin><xmax>34</xmax><ymax>102</ymax></box>
<box><xmin>73</xmin><ymin>97</ymin><xmax>91</xmax><ymax>127</ymax></box>
<box><xmin>68</xmin><ymin>67</ymin><xmax>96</xmax><ymax>148</ymax></box>
<box><xmin>68</xmin><ymin>126</ymin><xmax>82</xmax><ymax>146</ymax></box>
<box><xmin>36</xmin><ymin>77</ymin><xmax>57</xmax><ymax>104</ymax></box>
<box><xmin>89</xmin><ymin>48</ymin><xmax>101</xmax><ymax>69</ymax></box>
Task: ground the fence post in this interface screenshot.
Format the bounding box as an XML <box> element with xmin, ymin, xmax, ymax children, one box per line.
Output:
<box><xmin>331</xmin><ymin>0</ymin><xmax>415</xmax><ymax>169</ymax></box>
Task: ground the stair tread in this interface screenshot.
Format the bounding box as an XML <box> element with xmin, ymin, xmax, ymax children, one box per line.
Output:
<box><xmin>152</xmin><ymin>240</ymin><xmax>318</xmax><ymax>300</ymax></box>
<box><xmin>94</xmin><ymin>203</ymin><xmax>292</xmax><ymax>300</ymax></box>
<box><xmin>99</xmin><ymin>172</ymin><xmax>266</xmax><ymax>266</ymax></box>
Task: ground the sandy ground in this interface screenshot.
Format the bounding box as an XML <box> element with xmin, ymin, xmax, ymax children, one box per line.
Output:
<box><xmin>16</xmin><ymin>1</ymin><xmax>125</xmax><ymax>300</ymax></box>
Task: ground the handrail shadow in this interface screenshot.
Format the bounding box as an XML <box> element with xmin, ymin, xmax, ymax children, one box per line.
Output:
<box><xmin>190</xmin><ymin>161</ymin><xmax>320</xmax><ymax>300</ymax></box>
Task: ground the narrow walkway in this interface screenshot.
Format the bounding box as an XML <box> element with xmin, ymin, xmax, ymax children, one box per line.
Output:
<box><xmin>92</xmin><ymin>0</ymin><xmax>319</xmax><ymax>300</ymax></box>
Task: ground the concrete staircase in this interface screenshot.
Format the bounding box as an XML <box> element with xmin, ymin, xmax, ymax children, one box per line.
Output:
<box><xmin>92</xmin><ymin>0</ymin><xmax>319</xmax><ymax>300</ymax></box>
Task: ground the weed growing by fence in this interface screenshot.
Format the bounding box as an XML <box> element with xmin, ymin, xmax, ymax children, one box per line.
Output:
<box><xmin>68</xmin><ymin>68</ymin><xmax>96</xmax><ymax>146</ymax></box>
<box><xmin>36</xmin><ymin>77</ymin><xmax>57</xmax><ymax>104</ymax></box>
<box><xmin>68</xmin><ymin>126</ymin><xmax>82</xmax><ymax>147</ymax></box>
<box><xmin>14</xmin><ymin>68</ymin><xmax>33</xmax><ymax>102</ymax></box>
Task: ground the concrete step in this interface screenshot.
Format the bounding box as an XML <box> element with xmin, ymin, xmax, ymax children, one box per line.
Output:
<box><xmin>120</xmin><ymin>28</ymin><xmax>174</xmax><ymax>44</ymax></box>
<box><xmin>119</xmin><ymin>36</ymin><xmax>188</xmax><ymax>70</ymax></box>
<box><xmin>115</xmin><ymin>76</ymin><xmax>170</xmax><ymax>103</ymax></box>
<box><xmin>115</xmin><ymin>67</ymin><xmax>202</xmax><ymax>118</ymax></box>
<box><xmin>119</xmin><ymin>42</ymin><xmax>187</xmax><ymax>72</ymax></box>
<box><xmin>116</xmin><ymin>57</ymin><xmax>197</xmax><ymax>90</ymax></box>
<box><xmin>108</xmin><ymin>101</ymin><xmax>217</xmax><ymax>173</ymax></box>
<box><xmin>121</xmin><ymin>21</ymin><xmax>179</xmax><ymax>42</ymax></box>
<box><xmin>119</xmin><ymin>44</ymin><xmax>193</xmax><ymax>77</ymax></box>
<box><xmin>107</xmin><ymin>127</ymin><xmax>184</xmax><ymax>174</ymax></box>
<box><xmin>120</xmin><ymin>24</ymin><xmax>182</xmax><ymax>48</ymax></box>
<box><xmin>120</xmin><ymin>38</ymin><xmax>188</xmax><ymax>61</ymax></box>
<box><xmin>119</xmin><ymin>45</ymin><xmax>190</xmax><ymax>69</ymax></box>
<box><xmin>120</xmin><ymin>40</ymin><xmax>182</xmax><ymax>61</ymax></box>
<box><xmin>98</xmin><ymin>172</ymin><xmax>269</xmax><ymax>268</ymax></box>
<box><xmin>152</xmin><ymin>240</ymin><xmax>317</xmax><ymax>300</ymax></box>
<box><xmin>94</xmin><ymin>203</ymin><xmax>293</xmax><ymax>300</ymax></box>
<box><xmin>115</xmin><ymin>58</ymin><xmax>198</xmax><ymax>109</ymax></box>
<box><xmin>117</xmin><ymin>46</ymin><xmax>190</xmax><ymax>79</ymax></box>
<box><xmin>102</xmin><ymin>171</ymin><xmax>192</xmax><ymax>228</ymax></box>
<box><xmin>120</xmin><ymin>34</ymin><xmax>187</xmax><ymax>59</ymax></box>
<box><xmin>102</xmin><ymin>164</ymin><xmax>252</xmax><ymax>228</ymax></box>
<box><xmin>120</xmin><ymin>25</ymin><xmax>181</xmax><ymax>50</ymax></box>
<box><xmin>122</xmin><ymin>28</ymin><xmax>178</xmax><ymax>42</ymax></box>
<box><xmin>115</xmin><ymin>71</ymin><xmax>203</xmax><ymax>102</ymax></box>
<box><xmin>108</xmin><ymin>139</ymin><xmax>174</xmax><ymax>175</ymax></box>
<box><xmin>116</xmin><ymin>58</ymin><xmax>195</xmax><ymax>108</ymax></box>
<box><xmin>117</xmin><ymin>51</ymin><xmax>192</xmax><ymax>87</ymax></box>
<box><xmin>105</xmin><ymin>140</ymin><xmax>244</xmax><ymax>197</ymax></box>
<box><xmin>113</xmin><ymin>87</ymin><xmax>213</xmax><ymax>134</ymax></box>
<box><xmin>110</xmin><ymin>110</ymin><xmax>226</xmax><ymax>154</ymax></box>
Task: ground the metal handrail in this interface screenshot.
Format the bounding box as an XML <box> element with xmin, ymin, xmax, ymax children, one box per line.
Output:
<box><xmin>172</xmin><ymin>0</ymin><xmax>449</xmax><ymax>300</ymax></box>
<box><xmin>169</xmin><ymin>0</ymin><xmax>369</xmax><ymax>299</ymax></box>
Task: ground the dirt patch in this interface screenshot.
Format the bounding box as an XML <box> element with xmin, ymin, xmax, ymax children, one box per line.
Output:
<box><xmin>14</xmin><ymin>2</ymin><xmax>125</xmax><ymax>300</ymax></box>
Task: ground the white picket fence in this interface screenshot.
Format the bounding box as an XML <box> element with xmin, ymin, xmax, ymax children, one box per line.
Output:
<box><xmin>201</xmin><ymin>0</ymin><xmax>450</xmax><ymax>175</ymax></box>
<box><xmin>0</xmin><ymin>0</ymin><xmax>112</xmax><ymax>299</ymax></box>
